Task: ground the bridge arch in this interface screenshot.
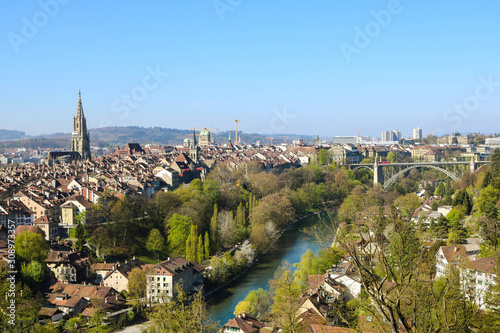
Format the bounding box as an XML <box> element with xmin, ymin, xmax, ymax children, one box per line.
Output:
<box><xmin>475</xmin><ymin>164</ymin><xmax>489</xmax><ymax>173</ymax></box>
<box><xmin>352</xmin><ymin>165</ymin><xmax>374</xmax><ymax>173</ymax></box>
<box><xmin>383</xmin><ymin>164</ymin><xmax>460</xmax><ymax>190</ymax></box>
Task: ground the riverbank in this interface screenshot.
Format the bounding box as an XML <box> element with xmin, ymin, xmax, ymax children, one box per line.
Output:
<box><xmin>203</xmin><ymin>211</ymin><xmax>318</xmax><ymax>298</ymax></box>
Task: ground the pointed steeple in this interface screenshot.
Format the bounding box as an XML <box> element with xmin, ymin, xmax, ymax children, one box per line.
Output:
<box><xmin>77</xmin><ymin>90</ymin><xmax>83</xmax><ymax>115</ymax></box>
<box><xmin>191</xmin><ymin>129</ymin><xmax>197</xmax><ymax>148</ymax></box>
<box><xmin>72</xmin><ymin>91</ymin><xmax>91</xmax><ymax>160</ymax></box>
<box><xmin>189</xmin><ymin>129</ymin><xmax>199</xmax><ymax>163</ymax></box>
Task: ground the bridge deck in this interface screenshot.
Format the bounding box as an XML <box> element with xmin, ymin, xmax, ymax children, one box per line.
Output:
<box><xmin>351</xmin><ymin>161</ymin><xmax>489</xmax><ymax>168</ymax></box>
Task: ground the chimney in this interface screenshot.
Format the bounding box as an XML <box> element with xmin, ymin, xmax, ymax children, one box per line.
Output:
<box><xmin>241</xmin><ymin>311</ymin><xmax>246</xmax><ymax>318</ymax></box>
<box><xmin>105</xmin><ymin>297</ymin><xmax>108</xmax><ymax>304</ymax></box>
<box><xmin>116</xmin><ymin>294</ymin><xmax>119</xmax><ymax>301</ymax></box>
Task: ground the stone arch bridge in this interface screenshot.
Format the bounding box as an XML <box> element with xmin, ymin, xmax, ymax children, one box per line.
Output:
<box><xmin>349</xmin><ymin>160</ymin><xmax>490</xmax><ymax>190</ymax></box>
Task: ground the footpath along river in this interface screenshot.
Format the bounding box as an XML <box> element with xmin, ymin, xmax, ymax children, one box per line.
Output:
<box><xmin>207</xmin><ymin>213</ymin><xmax>323</xmax><ymax>325</ymax></box>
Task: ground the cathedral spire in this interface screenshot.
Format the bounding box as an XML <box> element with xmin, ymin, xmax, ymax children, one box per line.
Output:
<box><xmin>72</xmin><ymin>91</ymin><xmax>91</xmax><ymax>160</ymax></box>
<box><xmin>191</xmin><ymin>129</ymin><xmax>197</xmax><ymax>148</ymax></box>
<box><xmin>77</xmin><ymin>90</ymin><xmax>84</xmax><ymax>117</ymax></box>
<box><xmin>189</xmin><ymin>129</ymin><xmax>199</xmax><ymax>163</ymax></box>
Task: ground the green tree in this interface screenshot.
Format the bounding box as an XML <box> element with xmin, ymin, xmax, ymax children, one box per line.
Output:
<box><xmin>293</xmin><ymin>249</ymin><xmax>317</xmax><ymax>291</ymax></box>
<box><xmin>64</xmin><ymin>315</ymin><xmax>86</xmax><ymax>333</ymax></box>
<box><xmin>185</xmin><ymin>225</ymin><xmax>198</xmax><ymax>262</ymax></box>
<box><xmin>209</xmin><ymin>253</ymin><xmax>236</xmax><ymax>283</ymax></box>
<box><xmin>446</xmin><ymin>208</ymin><xmax>464</xmax><ymax>227</ymax></box>
<box><xmin>491</xmin><ymin>148</ymin><xmax>500</xmax><ymax>189</ymax></box>
<box><xmin>203</xmin><ymin>179</ymin><xmax>221</xmax><ymax>206</ymax></box>
<box><xmin>94</xmin><ymin>188</ymin><xmax>119</xmax><ymax>222</ymax></box>
<box><xmin>249</xmin><ymin>193</ymin><xmax>295</xmax><ymax>228</ymax></box>
<box><xmin>146</xmin><ymin>228</ymin><xmax>165</xmax><ymax>258</ymax></box>
<box><xmin>247</xmin><ymin>172</ymin><xmax>281</xmax><ymax>198</ymax></box>
<box><xmin>210</xmin><ymin>204</ymin><xmax>218</xmax><ymax>252</ymax></box>
<box><xmin>435</xmin><ymin>182</ymin><xmax>446</xmax><ymax>197</ymax></box>
<box><xmin>477</xmin><ymin>185</ymin><xmax>500</xmax><ymax>218</ymax></box>
<box><xmin>269</xmin><ymin>261</ymin><xmax>302</xmax><ymax>332</ymax></box>
<box><xmin>393</xmin><ymin>193</ymin><xmax>421</xmax><ymax>220</ymax></box>
<box><xmin>386</xmin><ymin>151</ymin><xmax>399</xmax><ymax>163</ymax></box>
<box><xmin>197</xmin><ymin>234</ymin><xmax>205</xmax><ymax>264</ymax></box>
<box><xmin>204</xmin><ymin>231</ymin><xmax>210</xmax><ymax>260</ymax></box>
<box><xmin>155</xmin><ymin>191</ymin><xmax>183</xmax><ymax>219</ymax></box>
<box><xmin>481</xmin><ymin>170</ymin><xmax>493</xmax><ymax>189</ymax></box>
<box><xmin>236</xmin><ymin>202</ymin><xmax>247</xmax><ymax>228</ymax></box>
<box><xmin>234</xmin><ymin>288</ymin><xmax>272</xmax><ymax>319</ymax></box>
<box><xmin>74</xmin><ymin>222</ymin><xmax>86</xmax><ymax>251</ymax></box>
<box><xmin>317</xmin><ymin>149</ymin><xmax>331</xmax><ymax>165</ymax></box>
<box><xmin>128</xmin><ymin>267</ymin><xmax>149</xmax><ymax>300</ymax></box>
<box><xmin>15</xmin><ymin>231</ymin><xmax>49</xmax><ymax>263</ymax></box>
<box><xmin>166</xmin><ymin>214</ymin><xmax>192</xmax><ymax>256</ymax></box>
<box><xmin>146</xmin><ymin>287</ymin><xmax>219</xmax><ymax>333</ymax></box>
<box><xmin>453</xmin><ymin>189</ymin><xmax>472</xmax><ymax>215</ymax></box>
<box><xmin>21</xmin><ymin>261</ymin><xmax>45</xmax><ymax>289</ymax></box>
<box><xmin>336</xmin><ymin>212</ymin><xmax>429</xmax><ymax>333</ymax></box>
<box><xmin>90</xmin><ymin>297</ymin><xmax>105</xmax><ymax>331</ymax></box>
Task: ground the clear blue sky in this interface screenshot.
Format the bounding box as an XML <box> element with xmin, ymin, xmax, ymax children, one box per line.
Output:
<box><xmin>1</xmin><ymin>1</ymin><xmax>500</xmax><ymax>138</ymax></box>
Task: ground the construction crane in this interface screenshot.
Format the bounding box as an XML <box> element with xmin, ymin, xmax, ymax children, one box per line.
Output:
<box><xmin>265</xmin><ymin>137</ymin><xmax>274</xmax><ymax>146</ymax></box>
<box><xmin>235</xmin><ymin>119</ymin><xmax>242</xmax><ymax>145</ymax></box>
<box><xmin>275</xmin><ymin>135</ymin><xmax>289</xmax><ymax>144</ymax></box>
<box><xmin>209</xmin><ymin>126</ymin><xmax>219</xmax><ymax>145</ymax></box>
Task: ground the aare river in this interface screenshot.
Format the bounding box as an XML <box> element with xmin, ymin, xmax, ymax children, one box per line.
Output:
<box><xmin>207</xmin><ymin>213</ymin><xmax>323</xmax><ymax>325</ymax></box>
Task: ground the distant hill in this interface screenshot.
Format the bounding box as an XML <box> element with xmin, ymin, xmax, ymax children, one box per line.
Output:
<box><xmin>0</xmin><ymin>129</ymin><xmax>26</xmax><ymax>141</ymax></box>
<box><xmin>0</xmin><ymin>126</ymin><xmax>310</xmax><ymax>150</ymax></box>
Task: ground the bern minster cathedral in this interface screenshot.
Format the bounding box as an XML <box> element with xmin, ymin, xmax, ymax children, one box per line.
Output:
<box><xmin>72</xmin><ymin>91</ymin><xmax>91</xmax><ymax>160</ymax></box>
<box><xmin>44</xmin><ymin>91</ymin><xmax>91</xmax><ymax>165</ymax></box>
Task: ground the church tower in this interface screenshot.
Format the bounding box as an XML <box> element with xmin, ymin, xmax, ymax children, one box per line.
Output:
<box><xmin>72</xmin><ymin>91</ymin><xmax>91</xmax><ymax>160</ymax></box>
<box><xmin>189</xmin><ymin>129</ymin><xmax>199</xmax><ymax>163</ymax></box>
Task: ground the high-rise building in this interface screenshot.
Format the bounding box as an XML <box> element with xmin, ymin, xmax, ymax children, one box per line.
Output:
<box><xmin>392</xmin><ymin>130</ymin><xmax>401</xmax><ymax>141</ymax></box>
<box><xmin>381</xmin><ymin>130</ymin><xmax>401</xmax><ymax>142</ymax></box>
<box><xmin>413</xmin><ymin>127</ymin><xmax>422</xmax><ymax>140</ymax></box>
<box><xmin>381</xmin><ymin>131</ymin><xmax>392</xmax><ymax>141</ymax></box>
<box><xmin>72</xmin><ymin>91</ymin><xmax>91</xmax><ymax>160</ymax></box>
